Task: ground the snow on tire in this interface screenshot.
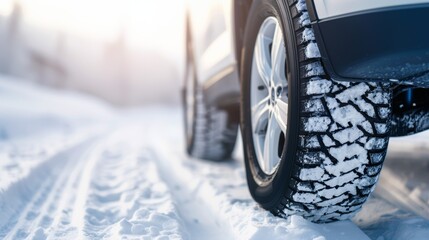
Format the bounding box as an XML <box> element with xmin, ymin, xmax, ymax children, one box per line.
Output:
<box><xmin>187</xmin><ymin>90</ymin><xmax>238</xmax><ymax>161</ymax></box>
<box><xmin>183</xmin><ymin>46</ymin><xmax>238</xmax><ymax>161</ymax></box>
<box><xmin>285</xmin><ymin>82</ymin><xmax>391</xmax><ymax>222</ymax></box>
<box><xmin>241</xmin><ymin>0</ymin><xmax>392</xmax><ymax>223</ymax></box>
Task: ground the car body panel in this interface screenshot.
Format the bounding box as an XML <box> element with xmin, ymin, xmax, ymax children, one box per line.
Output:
<box><xmin>312</xmin><ymin>0</ymin><xmax>429</xmax><ymax>19</ymax></box>
<box><xmin>186</xmin><ymin>0</ymin><xmax>237</xmax><ymax>86</ymax></box>
<box><xmin>185</xmin><ymin>0</ymin><xmax>240</xmax><ymax>106</ymax></box>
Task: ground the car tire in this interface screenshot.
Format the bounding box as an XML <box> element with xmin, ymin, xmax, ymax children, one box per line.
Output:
<box><xmin>183</xmin><ymin>31</ymin><xmax>238</xmax><ymax>161</ymax></box>
<box><xmin>240</xmin><ymin>0</ymin><xmax>392</xmax><ymax>222</ymax></box>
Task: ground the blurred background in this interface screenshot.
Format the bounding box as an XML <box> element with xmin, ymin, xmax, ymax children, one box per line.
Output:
<box><xmin>0</xmin><ymin>0</ymin><xmax>185</xmax><ymax>106</ymax></box>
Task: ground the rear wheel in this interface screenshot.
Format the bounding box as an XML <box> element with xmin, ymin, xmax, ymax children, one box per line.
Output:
<box><xmin>240</xmin><ymin>0</ymin><xmax>392</xmax><ymax>222</ymax></box>
<box><xmin>182</xmin><ymin>38</ymin><xmax>238</xmax><ymax>161</ymax></box>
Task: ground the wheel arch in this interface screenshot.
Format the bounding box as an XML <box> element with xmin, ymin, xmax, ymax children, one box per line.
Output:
<box><xmin>233</xmin><ymin>0</ymin><xmax>253</xmax><ymax>77</ymax></box>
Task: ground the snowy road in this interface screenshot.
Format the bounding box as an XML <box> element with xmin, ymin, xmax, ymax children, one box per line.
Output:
<box><xmin>1</xmin><ymin>78</ymin><xmax>429</xmax><ymax>239</ymax></box>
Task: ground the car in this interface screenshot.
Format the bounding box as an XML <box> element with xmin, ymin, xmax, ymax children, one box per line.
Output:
<box><xmin>182</xmin><ymin>0</ymin><xmax>429</xmax><ymax>222</ymax></box>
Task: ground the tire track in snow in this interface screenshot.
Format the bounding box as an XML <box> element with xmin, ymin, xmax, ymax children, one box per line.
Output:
<box><xmin>0</xmin><ymin>136</ymin><xmax>101</xmax><ymax>239</ymax></box>
<box><xmin>46</xmin><ymin>136</ymin><xmax>105</xmax><ymax>239</ymax></box>
<box><xmin>80</xmin><ymin>129</ymin><xmax>188</xmax><ymax>239</ymax></box>
<box><xmin>1</xmin><ymin>126</ymin><xmax>189</xmax><ymax>239</ymax></box>
<box><xmin>149</xmin><ymin>148</ymin><xmax>235</xmax><ymax>240</ymax></box>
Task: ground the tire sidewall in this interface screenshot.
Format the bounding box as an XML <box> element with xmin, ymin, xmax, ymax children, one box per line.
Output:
<box><xmin>240</xmin><ymin>0</ymin><xmax>301</xmax><ymax>209</ymax></box>
<box><xmin>183</xmin><ymin>43</ymin><xmax>197</xmax><ymax>155</ymax></box>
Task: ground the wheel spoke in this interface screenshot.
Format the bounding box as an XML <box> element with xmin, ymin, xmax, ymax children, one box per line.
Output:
<box><xmin>252</xmin><ymin>97</ymin><xmax>270</xmax><ymax>134</ymax></box>
<box><xmin>271</xmin><ymin>24</ymin><xmax>286</xmax><ymax>86</ymax></box>
<box><xmin>273</xmin><ymin>98</ymin><xmax>288</xmax><ymax>133</ymax></box>
<box><xmin>254</xmin><ymin>31</ymin><xmax>272</xmax><ymax>87</ymax></box>
<box><xmin>263</xmin><ymin>114</ymin><xmax>281</xmax><ymax>172</ymax></box>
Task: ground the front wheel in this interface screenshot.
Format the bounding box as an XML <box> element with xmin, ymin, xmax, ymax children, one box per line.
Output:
<box><xmin>240</xmin><ymin>0</ymin><xmax>392</xmax><ymax>222</ymax></box>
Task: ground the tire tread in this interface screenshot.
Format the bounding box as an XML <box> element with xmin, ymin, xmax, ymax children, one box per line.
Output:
<box><xmin>187</xmin><ymin>90</ymin><xmax>238</xmax><ymax>161</ymax></box>
<box><xmin>271</xmin><ymin>0</ymin><xmax>392</xmax><ymax>222</ymax></box>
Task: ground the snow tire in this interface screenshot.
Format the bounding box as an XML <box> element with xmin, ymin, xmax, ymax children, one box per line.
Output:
<box><xmin>183</xmin><ymin>38</ymin><xmax>238</xmax><ymax>161</ymax></box>
<box><xmin>241</xmin><ymin>0</ymin><xmax>392</xmax><ymax>222</ymax></box>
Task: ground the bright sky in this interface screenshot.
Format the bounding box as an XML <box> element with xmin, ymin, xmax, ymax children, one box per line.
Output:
<box><xmin>0</xmin><ymin>0</ymin><xmax>185</xmax><ymax>54</ymax></box>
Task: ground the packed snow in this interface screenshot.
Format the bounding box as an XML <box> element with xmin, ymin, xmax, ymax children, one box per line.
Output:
<box><xmin>0</xmin><ymin>76</ymin><xmax>429</xmax><ymax>239</ymax></box>
<box><xmin>305</xmin><ymin>42</ymin><xmax>321</xmax><ymax>59</ymax></box>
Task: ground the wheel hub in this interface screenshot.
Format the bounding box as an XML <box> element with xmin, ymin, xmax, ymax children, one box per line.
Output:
<box><xmin>269</xmin><ymin>85</ymin><xmax>283</xmax><ymax>105</ymax></box>
<box><xmin>270</xmin><ymin>87</ymin><xmax>276</xmax><ymax>104</ymax></box>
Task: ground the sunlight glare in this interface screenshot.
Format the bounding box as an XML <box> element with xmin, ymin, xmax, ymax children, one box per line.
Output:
<box><xmin>18</xmin><ymin>0</ymin><xmax>184</xmax><ymax>51</ymax></box>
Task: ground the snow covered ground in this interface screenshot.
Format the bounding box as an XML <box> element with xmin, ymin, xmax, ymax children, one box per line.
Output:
<box><xmin>0</xmin><ymin>76</ymin><xmax>429</xmax><ymax>240</ymax></box>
